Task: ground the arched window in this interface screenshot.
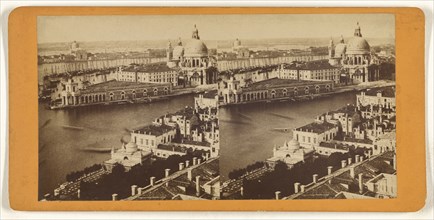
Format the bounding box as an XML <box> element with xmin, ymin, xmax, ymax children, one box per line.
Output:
<box><xmin>109</xmin><ymin>92</ymin><xmax>114</xmax><ymax>101</ymax></box>
<box><xmin>153</xmin><ymin>88</ymin><xmax>158</xmax><ymax>96</ymax></box>
<box><xmin>271</xmin><ymin>90</ymin><xmax>276</xmax><ymax>99</ymax></box>
<box><xmin>132</xmin><ymin>90</ymin><xmax>136</xmax><ymax>99</ymax></box>
<box><xmin>164</xmin><ymin>87</ymin><xmax>169</xmax><ymax>95</ymax></box>
<box><xmin>315</xmin><ymin>85</ymin><xmax>320</xmax><ymax>94</ymax></box>
<box><xmin>326</xmin><ymin>84</ymin><xmax>331</xmax><ymax>92</ymax></box>
<box><xmin>305</xmin><ymin>86</ymin><xmax>309</xmax><ymax>94</ymax></box>
<box><xmin>143</xmin><ymin>89</ymin><xmax>148</xmax><ymax>97</ymax></box>
<box><xmin>294</xmin><ymin>87</ymin><xmax>298</xmax><ymax>96</ymax></box>
<box><xmin>120</xmin><ymin>91</ymin><xmax>125</xmax><ymax>100</ymax></box>
<box><xmin>283</xmin><ymin>88</ymin><xmax>287</xmax><ymax>96</ymax></box>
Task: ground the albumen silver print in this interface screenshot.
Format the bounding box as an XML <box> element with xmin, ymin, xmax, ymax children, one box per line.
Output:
<box><xmin>38</xmin><ymin>13</ymin><xmax>396</xmax><ymax>201</ymax></box>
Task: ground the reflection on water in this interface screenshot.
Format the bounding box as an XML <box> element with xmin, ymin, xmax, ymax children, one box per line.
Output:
<box><xmin>219</xmin><ymin>92</ymin><xmax>357</xmax><ymax>181</ymax></box>
<box><xmin>38</xmin><ymin>94</ymin><xmax>194</xmax><ymax>198</ymax></box>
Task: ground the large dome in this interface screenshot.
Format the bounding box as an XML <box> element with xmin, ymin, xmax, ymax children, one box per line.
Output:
<box><xmin>184</xmin><ymin>39</ymin><xmax>208</xmax><ymax>57</ymax></box>
<box><xmin>346</xmin><ymin>37</ymin><xmax>370</xmax><ymax>55</ymax></box>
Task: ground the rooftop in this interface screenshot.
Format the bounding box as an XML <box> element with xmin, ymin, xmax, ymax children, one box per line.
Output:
<box><xmin>364</xmin><ymin>87</ymin><xmax>395</xmax><ymax>98</ymax></box>
<box><xmin>283</xmin><ymin>59</ymin><xmax>339</xmax><ymax>70</ymax></box>
<box><xmin>243</xmin><ymin>78</ymin><xmax>332</xmax><ymax>91</ymax></box>
<box><xmin>81</xmin><ymin>80</ymin><xmax>170</xmax><ymax>94</ymax></box>
<box><xmin>295</xmin><ymin>121</ymin><xmax>337</xmax><ymax>134</ymax></box>
<box><xmin>133</xmin><ymin>124</ymin><xmax>175</xmax><ymax>136</ymax></box>
<box><xmin>123</xmin><ymin>62</ymin><xmax>178</xmax><ymax>73</ymax></box>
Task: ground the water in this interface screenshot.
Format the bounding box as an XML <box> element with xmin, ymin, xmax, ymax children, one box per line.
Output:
<box><xmin>219</xmin><ymin>91</ymin><xmax>357</xmax><ymax>181</ymax></box>
<box><xmin>38</xmin><ymin>94</ymin><xmax>194</xmax><ymax>198</ymax></box>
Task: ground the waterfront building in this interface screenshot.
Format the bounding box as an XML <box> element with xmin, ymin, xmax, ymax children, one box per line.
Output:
<box><xmin>284</xmin><ymin>151</ymin><xmax>396</xmax><ymax>200</ymax></box>
<box><xmin>131</xmin><ymin>124</ymin><xmax>177</xmax><ymax>151</ymax></box>
<box><xmin>113</xmin><ymin>62</ymin><xmax>179</xmax><ymax>87</ymax></box>
<box><xmin>293</xmin><ymin>121</ymin><xmax>339</xmax><ymax>148</ymax></box>
<box><xmin>266</xmin><ymin>138</ymin><xmax>314</xmax><ymax>169</ymax></box>
<box><xmin>104</xmin><ymin>141</ymin><xmax>152</xmax><ymax>172</ymax></box>
<box><xmin>327</xmin><ymin>23</ymin><xmax>381</xmax><ymax>84</ymax></box>
<box><xmin>194</xmin><ymin>90</ymin><xmax>218</xmax><ymax>109</ymax></box>
<box><xmin>220</xmin><ymin>77</ymin><xmax>334</xmax><ymax>105</ymax></box>
<box><xmin>55</xmin><ymin>80</ymin><xmax>172</xmax><ymax>108</ymax></box>
<box><xmin>356</xmin><ymin>87</ymin><xmax>396</xmax><ymax>109</ymax></box>
<box><xmin>166</xmin><ymin>25</ymin><xmax>218</xmax><ymax>86</ymax></box>
<box><xmin>123</xmin><ymin>157</ymin><xmax>220</xmax><ymax>200</ymax></box>
<box><xmin>278</xmin><ymin>60</ymin><xmax>341</xmax><ymax>84</ymax></box>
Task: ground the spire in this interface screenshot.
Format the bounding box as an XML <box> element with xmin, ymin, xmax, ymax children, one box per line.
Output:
<box><xmin>177</xmin><ymin>37</ymin><xmax>182</xmax><ymax>46</ymax></box>
<box><xmin>354</xmin><ymin>22</ymin><xmax>362</xmax><ymax>37</ymax></box>
<box><xmin>192</xmin><ymin>24</ymin><xmax>200</xmax><ymax>39</ymax></box>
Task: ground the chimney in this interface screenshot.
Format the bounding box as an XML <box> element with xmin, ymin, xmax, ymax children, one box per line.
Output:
<box><xmin>358</xmin><ymin>173</ymin><xmax>364</xmax><ymax>194</ymax></box>
<box><xmin>185</xmin><ymin>160</ymin><xmax>190</xmax><ymax>168</ymax></box>
<box><xmin>348</xmin><ymin>158</ymin><xmax>352</xmax><ymax>165</ymax></box>
<box><xmin>131</xmin><ymin>185</ymin><xmax>137</xmax><ymax>196</ymax></box>
<box><xmin>341</xmin><ymin>160</ymin><xmax>347</xmax><ymax>168</ymax></box>
<box><xmin>355</xmin><ymin>155</ymin><xmax>360</xmax><ymax>163</ymax></box>
<box><xmin>206</xmin><ymin>152</ymin><xmax>210</xmax><ymax>160</ymax></box>
<box><xmin>195</xmin><ymin>176</ymin><xmax>201</xmax><ymax>196</ymax></box>
<box><xmin>313</xmin><ymin>174</ymin><xmax>318</xmax><ymax>183</ymax></box>
<box><xmin>350</xmin><ymin>167</ymin><xmax>355</xmax><ymax>179</ymax></box>
<box><xmin>165</xmin><ymin>168</ymin><xmax>170</xmax><ymax>178</ymax></box>
<box><xmin>275</xmin><ymin>191</ymin><xmax>281</xmax><ymax>200</ymax></box>
<box><xmin>240</xmin><ymin>187</ymin><xmax>244</xmax><ymax>197</ymax></box>
<box><xmin>137</xmin><ymin>187</ymin><xmax>143</xmax><ymax>195</ymax></box>
<box><xmin>300</xmin><ymin>185</ymin><xmax>306</xmax><ymax>193</ymax></box>
<box><xmin>360</xmin><ymin>156</ymin><xmax>364</xmax><ymax>162</ymax></box>
<box><xmin>294</xmin><ymin>182</ymin><xmax>300</xmax><ymax>193</ymax></box>
<box><xmin>198</xmin><ymin>158</ymin><xmax>202</xmax><ymax>164</ymax></box>
<box><xmin>112</xmin><ymin>193</ymin><xmax>118</xmax><ymax>201</ymax></box>
<box><xmin>187</xmin><ymin>169</ymin><xmax>192</xmax><ymax>181</ymax></box>
<box><xmin>77</xmin><ymin>189</ymin><xmax>81</xmax><ymax>199</ymax></box>
<box><xmin>179</xmin><ymin>162</ymin><xmax>184</xmax><ymax>171</ymax></box>
<box><xmin>327</xmin><ymin>166</ymin><xmax>333</xmax><ymax>184</ymax></box>
<box><xmin>150</xmin><ymin>176</ymin><xmax>156</xmax><ymax>186</ymax></box>
<box><xmin>193</xmin><ymin>157</ymin><xmax>197</xmax><ymax>166</ymax></box>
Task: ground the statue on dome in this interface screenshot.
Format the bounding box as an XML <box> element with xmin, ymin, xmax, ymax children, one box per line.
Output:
<box><xmin>192</xmin><ymin>24</ymin><xmax>200</xmax><ymax>39</ymax></box>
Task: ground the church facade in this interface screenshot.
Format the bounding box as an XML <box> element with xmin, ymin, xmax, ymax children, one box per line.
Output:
<box><xmin>166</xmin><ymin>25</ymin><xmax>218</xmax><ymax>86</ymax></box>
<box><xmin>328</xmin><ymin>23</ymin><xmax>380</xmax><ymax>84</ymax></box>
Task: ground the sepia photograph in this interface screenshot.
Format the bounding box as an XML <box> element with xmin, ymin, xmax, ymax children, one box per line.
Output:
<box><xmin>38</xmin><ymin>15</ymin><xmax>220</xmax><ymax>201</ymax></box>
<box><xmin>37</xmin><ymin>13</ymin><xmax>396</xmax><ymax>202</ymax></box>
<box><xmin>217</xmin><ymin>14</ymin><xmax>396</xmax><ymax>200</ymax></box>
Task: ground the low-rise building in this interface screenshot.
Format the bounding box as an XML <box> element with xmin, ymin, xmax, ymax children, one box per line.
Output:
<box><xmin>131</xmin><ymin>124</ymin><xmax>177</xmax><ymax>151</ymax></box>
<box><xmin>267</xmin><ymin>138</ymin><xmax>314</xmax><ymax>169</ymax></box>
<box><xmin>104</xmin><ymin>141</ymin><xmax>152</xmax><ymax>171</ymax></box>
<box><xmin>293</xmin><ymin>121</ymin><xmax>339</xmax><ymax>148</ymax></box>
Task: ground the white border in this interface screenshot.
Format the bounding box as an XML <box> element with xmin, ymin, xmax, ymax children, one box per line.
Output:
<box><xmin>1</xmin><ymin>1</ymin><xmax>433</xmax><ymax>219</ymax></box>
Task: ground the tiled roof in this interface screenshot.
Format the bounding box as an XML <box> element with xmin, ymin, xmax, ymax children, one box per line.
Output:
<box><xmin>123</xmin><ymin>62</ymin><xmax>177</xmax><ymax>73</ymax></box>
<box><xmin>81</xmin><ymin>80</ymin><xmax>170</xmax><ymax>93</ymax></box>
<box><xmin>133</xmin><ymin>124</ymin><xmax>175</xmax><ymax>136</ymax></box>
<box><xmin>243</xmin><ymin>78</ymin><xmax>332</xmax><ymax>91</ymax></box>
<box><xmin>365</xmin><ymin>87</ymin><xmax>395</xmax><ymax>98</ymax></box>
<box><xmin>295</xmin><ymin>121</ymin><xmax>337</xmax><ymax>134</ymax></box>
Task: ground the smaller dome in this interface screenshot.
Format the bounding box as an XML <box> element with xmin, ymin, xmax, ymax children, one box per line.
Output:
<box><xmin>335</xmin><ymin>43</ymin><xmax>347</xmax><ymax>57</ymax></box>
<box><xmin>172</xmin><ymin>45</ymin><xmax>184</xmax><ymax>60</ymax></box>
<box><xmin>184</xmin><ymin>39</ymin><xmax>208</xmax><ymax>57</ymax></box>
<box><xmin>125</xmin><ymin>141</ymin><xmax>138</xmax><ymax>153</ymax></box>
<box><xmin>346</xmin><ymin>37</ymin><xmax>370</xmax><ymax>55</ymax></box>
<box><xmin>284</xmin><ymin>138</ymin><xmax>301</xmax><ymax>151</ymax></box>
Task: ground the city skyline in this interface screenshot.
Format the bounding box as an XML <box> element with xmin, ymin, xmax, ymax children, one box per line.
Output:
<box><xmin>38</xmin><ymin>14</ymin><xmax>395</xmax><ymax>43</ymax></box>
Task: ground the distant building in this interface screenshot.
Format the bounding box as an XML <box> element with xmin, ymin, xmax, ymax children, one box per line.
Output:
<box><xmin>69</xmin><ymin>41</ymin><xmax>88</xmax><ymax>61</ymax></box>
<box><xmin>356</xmin><ymin>87</ymin><xmax>396</xmax><ymax>109</ymax></box>
<box><xmin>114</xmin><ymin>62</ymin><xmax>179</xmax><ymax>86</ymax></box>
<box><xmin>232</xmin><ymin>38</ymin><xmax>250</xmax><ymax>59</ymax></box>
<box><xmin>194</xmin><ymin>90</ymin><xmax>218</xmax><ymax>109</ymax></box>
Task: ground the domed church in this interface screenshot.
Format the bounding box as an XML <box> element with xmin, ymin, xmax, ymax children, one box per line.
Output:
<box><xmin>166</xmin><ymin>25</ymin><xmax>218</xmax><ymax>86</ymax></box>
<box><xmin>328</xmin><ymin>23</ymin><xmax>380</xmax><ymax>84</ymax></box>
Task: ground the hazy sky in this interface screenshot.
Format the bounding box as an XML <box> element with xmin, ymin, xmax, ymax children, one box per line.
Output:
<box><xmin>38</xmin><ymin>14</ymin><xmax>394</xmax><ymax>43</ymax></box>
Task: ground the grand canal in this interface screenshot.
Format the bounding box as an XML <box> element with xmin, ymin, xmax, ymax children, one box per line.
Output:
<box><xmin>219</xmin><ymin>91</ymin><xmax>358</xmax><ymax>181</ymax></box>
<box><xmin>38</xmin><ymin>94</ymin><xmax>194</xmax><ymax>198</ymax></box>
